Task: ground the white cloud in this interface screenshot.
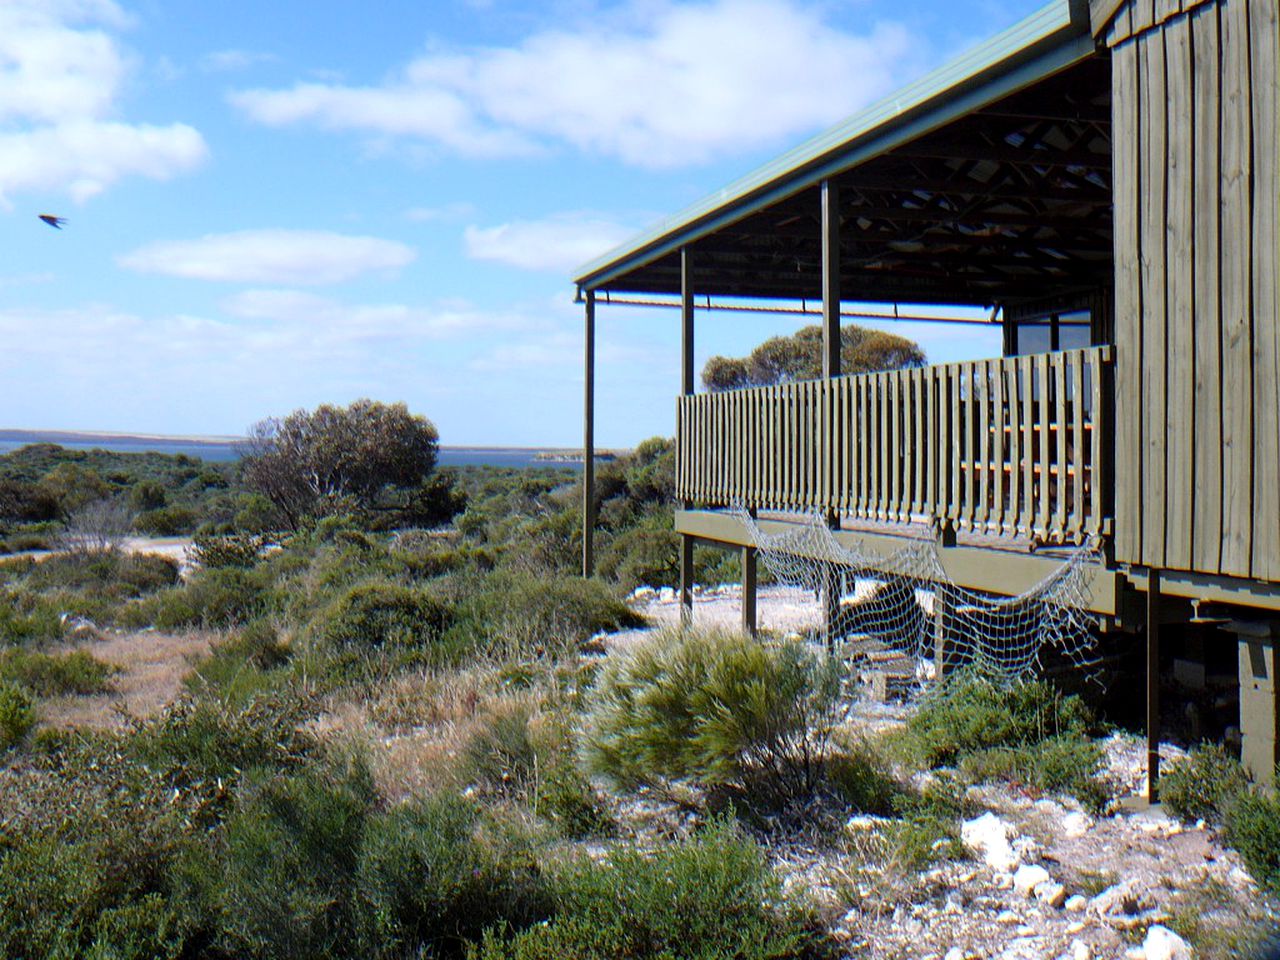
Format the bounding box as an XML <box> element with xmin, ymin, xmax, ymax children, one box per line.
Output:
<box><xmin>0</xmin><ymin>0</ymin><xmax>208</xmax><ymax>205</ymax></box>
<box><xmin>118</xmin><ymin>229</ymin><xmax>417</xmax><ymax>285</ymax></box>
<box><xmin>231</xmin><ymin>0</ymin><xmax>922</xmax><ymax>168</ymax></box>
<box><xmin>464</xmin><ymin>214</ymin><xmax>634</xmax><ymax>272</ymax></box>
<box><xmin>201</xmin><ymin>49</ymin><xmax>276</xmax><ymax>72</ymax></box>
<box><xmin>220</xmin><ymin>288</ymin><xmax>519</xmax><ymax>340</ymax></box>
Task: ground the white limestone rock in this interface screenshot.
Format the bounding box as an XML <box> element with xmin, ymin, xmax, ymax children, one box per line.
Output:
<box><xmin>1035</xmin><ymin>880</ymin><xmax>1068</xmax><ymax>909</ymax></box>
<box><xmin>962</xmin><ymin>812</ymin><xmax>1021</xmax><ymax>872</ymax></box>
<box><xmin>1144</xmin><ymin>925</ymin><xmax>1195</xmax><ymax>960</ymax></box>
<box><xmin>1012</xmin><ymin>863</ymin><xmax>1051</xmax><ymax>897</ymax></box>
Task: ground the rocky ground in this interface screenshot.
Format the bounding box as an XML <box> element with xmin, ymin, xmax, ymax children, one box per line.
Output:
<box><xmin>614</xmin><ymin>586</ymin><xmax>1280</xmax><ymax>960</ymax></box>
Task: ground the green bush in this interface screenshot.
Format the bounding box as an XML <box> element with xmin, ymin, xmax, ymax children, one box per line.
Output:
<box><xmin>901</xmin><ymin>670</ymin><xmax>1097</xmax><ymax>768</ymax></box>
<box><xmin>0</xmin><ymin>591</ymin><xmax>63</xmax><ymax>643</ymax></box>
<box><xmin>0</xmin><ymin>648</ymin><xmax>117</xmax><ymax>696</ymax></box>
<box><xmin>356</xmin><ymin>793</ymin><xmax>549</xmax><ymax>957</ymax></box>
<box><xmin>1225</xmin><ymin>790</ymin><xmax>1280</xmax><ymax>894</ymax></box>
<box><xmin>189</xmin><ymin>531</ymin><xmax>265</xmax><ymax>569</ymax></box>
<box><xmin>315</xmin><ymin>580</ymin><xmax>452</xmax><ymax>651</ymax></box>
<box><xmin>1162</xmin><ymin>743</ymin><xmax>1250</xmax><ymax>825</ymax></box>
<box><xmin>184</xmin><ymin>621</ymin><xmax>292</xmax><ymax>706</ymax></box>
<box><xmin>583</xmin><ymin>627</ymin><xmax>841</xmax><ymax>798</ymax></box>
<box><xmin>133</xmin><ymin>506</ymin><xmax>196</xmax><ymax>537</ymax></box>
<box><xmin>460</xmin><ymin>571</ymin><xmax>645</xmax><ymax>654</ymax></box>
<box><xmin>120</xmin><ymin>567</ymin><xmax>268</xmax><ymax>630</ymax></box>
<box><xmin>826</xmin><ymin>739</ymin><xmax>903</xmax><ymax>816</ymax></box>
<box><xmin>0</xmin><ymin>681</ymin><xmax>35</xmax><ymax>749</ymax></box>
<box><xmin>471</xmin><ymin>819</ymin><xmax>826</xmax><ymax>960</ymax></box>
<box><xmin>959</xmin><ymin>736</ymin><xmax>1110</xmax><ymax>814</ymax></box>
<box><xmin>209</xmin><ymin>759</ymin><xmax>375</xmax><ymax>958</ymax></box>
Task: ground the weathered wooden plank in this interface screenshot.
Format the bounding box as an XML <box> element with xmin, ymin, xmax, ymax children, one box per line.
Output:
<box><xmin>1250</xmin><ymin>0</ymin><xmax>1280</xmax><ymax>582</ymax></box>
<box><xmin>992</xmin><ymin>359</ymin><xmax>1005</xmax><ymax>534</ymax></box>
<box><xmin>1008</xmin><ymin>360</ymin><xmax>1023</xmax><ymax>537</ymax></box>
<box><xmin>1055</xmin><ymin>354</ymin><xmax>1069</xmax><ymax>539</ymax></box>
<box><xmin>1109</xmin><ymin>3</ymin><xmax>1135</xmax><ymax>47</ymax></box>
<box><xmin>1220</xmin><ymin>0</ymin><xmax>1254</xmax><ymax>577</ymax></box>
<box><xmin>1021</xmin><ymin>357</ymin><xmax>1035</xmax><ymax>535</ymax></box>
<box><xmin>1071</xmin><ymin>354</ymin><xmax>1086</xmax><ymax>538</ymax></box>
<box><xmin>1191</xmin><ymin>3</ymin><xmax>1223</xmax><ymax>575</ymax></box>
<box><xmin>952</xmin><ymin>365</ymin><xmax>964</xmax><ymax>524</ymax></box>
<box><xmin>1036</xmin><ymin>354</ymin><xmax>1051</xmax><ymax>539</ymax></box>
<box><xmin>878</xmin><ymin>373</ymin><xmax>890</xmax><ymax>519</ymax></box>
<box><xmin>1113</xmin><ymin>35</ymin><xmax>1144</xmax><ymax>564</ymax></box>
<box><xmin>926</xmin><ymin>367</ymin><xmax>938</xmax><ymax>519</ymax></box>
<box><xmin>912</xmin><ymin>370</ymin><xmax>924</xmax><ymax>516</ymax></box>
<box><xmin>1090</xmin><ymin>349</ymin><xmax>1107</xmax><ymax>537</ymax></box>
<box><xmin>1164</xmin><ymin>17</ymin><xmax>1195</xmax><ymax>570</ymax></box>
<box><xmin>1131</xmin><ymin>0</ymin><xmax>1155</xmax><ymax>35</ymax></box>
<box><xmin>1139</xmin><ymin>29</ymin><xmax>1168</xmax><ymax>567</ymax></box>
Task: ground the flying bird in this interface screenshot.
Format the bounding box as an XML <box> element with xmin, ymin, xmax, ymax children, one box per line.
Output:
<box><xmin>39</xmin><ymin>215</ymin><xmax>67</xmax><ymax>229</ymax></box>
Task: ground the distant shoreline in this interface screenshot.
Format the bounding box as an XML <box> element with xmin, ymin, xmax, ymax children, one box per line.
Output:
<box><xmin>0</xmin><ymin>430</ymin><xmax>627</xmax><ymax>467</ymax></box>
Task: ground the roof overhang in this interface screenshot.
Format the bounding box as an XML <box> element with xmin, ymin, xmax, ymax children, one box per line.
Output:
<box><xmin>574</xmin><ymin>0</ymin><xmax>1111</xmax><ymax>309</ymax></box>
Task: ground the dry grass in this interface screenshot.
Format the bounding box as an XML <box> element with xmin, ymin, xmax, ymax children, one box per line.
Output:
<box><xmin>38</xmin><ymin>630</ymin><xmax>214</xmax><ymax>730</ymax></box>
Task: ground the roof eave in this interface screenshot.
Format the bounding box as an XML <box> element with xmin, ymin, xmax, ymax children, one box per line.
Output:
<box><xmin>573</xmin><ymin>0</ymin><xmax>1096</xmax><ymax>294</ymax></box>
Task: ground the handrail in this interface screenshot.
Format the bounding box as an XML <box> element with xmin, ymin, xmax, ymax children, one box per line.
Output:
<box><xmin>675</xmin><ymin>346</ymin><xmax>1113</xmax><ymax>545</ymax></box>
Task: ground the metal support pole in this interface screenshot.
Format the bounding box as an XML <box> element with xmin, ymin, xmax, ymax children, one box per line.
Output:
<box><xmin>1146</xmin><ymin>567</ymin><xmax>1161</xmax><ymax>801</ymax></box>
<box><xmin>821</xmin><ymin>179</ymin><xmax>841</xmax><ymax>379</ymax></box>
<box><xmin>681</xmin><ymin>248</ymin><xmax>696</xmax><ymax>396</ymax></box>
<box><xmin>679</xmin><ymin>248</ymin><xmax>695</xmax><ymax>626</ymax></box>
<box><xmin>582</xmin><ymin>290</ymin><xmax>596</xmax><ymax>578</ymax></box>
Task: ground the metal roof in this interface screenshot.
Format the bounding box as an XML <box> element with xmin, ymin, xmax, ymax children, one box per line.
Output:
<box><xmin>573</xmin><ymin>0</ymin><xmax>1097</xmax><ymax>295</ymax></box>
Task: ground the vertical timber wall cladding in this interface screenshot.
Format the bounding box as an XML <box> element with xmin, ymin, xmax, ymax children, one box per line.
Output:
<box><xmin>1108</xmin><ymin>0</ymin><xmax>1279</xmax><ymax>580</ymax></box>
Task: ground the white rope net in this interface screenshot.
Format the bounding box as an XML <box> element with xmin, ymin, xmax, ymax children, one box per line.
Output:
<box><xmin>732</xmin><ymin>505</ymin><xmax>1103</xmax><ymax>687</ymax></box>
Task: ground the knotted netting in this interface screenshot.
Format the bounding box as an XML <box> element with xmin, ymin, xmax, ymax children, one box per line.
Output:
<box><xmin>732</xmin><ymin>505</ymin><xmax>1103</xmax><ymax>685</ymax></box>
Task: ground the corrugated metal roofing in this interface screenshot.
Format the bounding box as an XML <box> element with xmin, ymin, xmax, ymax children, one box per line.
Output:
<box><xmin>573</xmin><ymin>0</ymin><xmax>1095</xmax><ymax>292</ymax></box>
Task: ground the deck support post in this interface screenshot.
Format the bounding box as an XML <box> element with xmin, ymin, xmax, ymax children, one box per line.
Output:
<box><xmin>741</xmin><ymin>546</ymin><xmax>757</xmax><ymax>636</ymax></box>
<box><xmin>582</xmin><ymin>290</ymin><xmax>596</xmax><ymax>578</ymax></box>
<box><xmin>680</xmin><ymin>248</ymin><xmax>695</xmax><ymax>626</ymax></box>
<box><xmin>1146</xmin><ymin>567</ymin><xmax>1161</xmax><ymax>801</ymax></box>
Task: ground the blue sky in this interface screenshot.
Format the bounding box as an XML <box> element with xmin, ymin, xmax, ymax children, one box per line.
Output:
<box><xmin>0</xmin><ymin>0</ymin><xmax>1041</xmax><ymax>447</ymax></box>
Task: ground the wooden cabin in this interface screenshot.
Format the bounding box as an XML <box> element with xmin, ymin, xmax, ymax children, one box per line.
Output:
<box><xmin>573</xmin><ymin>0</ymin><xmax>1279</xmax><ymax>787</ymax></box>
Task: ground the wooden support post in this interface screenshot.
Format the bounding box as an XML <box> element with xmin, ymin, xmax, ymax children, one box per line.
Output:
<box><xmin>823</xmin><ymin>564</ymin><xmax>841</xmax><ymax>649</ymax></box>
<box><xmin>741</xmin><ymin>546</ymin><xmax>757</xmax><ymax>636</ymax></box>
<box><xmin>582</xmin><ymin>290</ymin><xmax>596</xmax><ymax>578</ymax></box>
<box><xmin>821</xmin><ymin>179</ymin><xmax>841</xmax><ymax>380</ymax></box>
<box><xmin>1146</xmin><ymin>567</ymin><xmax>1161</xmax><ymax>801</ymax></box>
<box><xmin>680</xmin><ymin>536</ymin><xmax>695</xmax><ymax>628</ymax></box>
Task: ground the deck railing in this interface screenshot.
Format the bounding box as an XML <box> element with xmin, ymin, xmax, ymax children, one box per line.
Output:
<box><xmin>675</xmin><ymin>346</ymin><xmax>1113</xmax><ymax>544</ymax></box>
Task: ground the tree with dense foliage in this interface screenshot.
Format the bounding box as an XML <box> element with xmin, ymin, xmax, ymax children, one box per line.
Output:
<box><xmin>241</xmin><ymin>399</ymin><xmax>442</xmax><ymax>530</ymax></box>
<box><xmin>701</xmin><ymin>323</ymin><xmax>926</xmax><ymax>391</ymax></box>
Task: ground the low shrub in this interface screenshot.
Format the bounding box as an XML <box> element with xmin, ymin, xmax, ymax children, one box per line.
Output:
<box><xmin>1224</xmin><ymin>790</ymin><xmax>1280</xmax><ymax>894</ymax></box>
<box><xmin>0</xmin><ymin>648</ymin><xmax>117</xmax><ymax>697</ymax></box>
<box><xmin>959</xmin><ymin>735</ymin><xmax>1111</xmax><ymax>814</ymax></box>
<box><xmin>119</xmin><ymin>567</ymin><xmax>268</xmax><ymax>630</ymax></box>
<box><xmin>189</xmin><ymin>531</ymin><xmax>266</xmax><ymax>569</ymax></box>
<box><xmin>0</xmin><ymin>592</ymin><xmax>63</xmax><ymax>643</ymax></box>
<box><xmin>184</xmin><ymin>621</ymin><xmax>292</xmax><ymax>706</ymax></box>
<box><xmin>901</xmin><ymin>670</ymin><xmax>1097</xmax><ymax>768</ymax></box>
<box><xmin>0</xmin><ymin>681</ymin><xmax>35</xmax><ymax>749</ymax></box>
<box><xmin>458</xmin><ymin>571</ymin><xmax>645</xmax><ymax>657</ymax></box>
<box><xmin>583</xmin><ymin>627</ymin><xmax>841</xmax><ymax>799</ymax></box>
<box><xmin>825</xmin><ymin>739</ymin><xmax>903</xmax><ymax>816</ymax></box>
<box><xmin>314</xmin><ymin>580</ymin><xmax>452</xmax><ymax>651</ymax></box>
<box><xmin>133</xmin><ymin>506</ymin><xmax>196</xmax><ymax>537</ymax></box>
<box><xmin>1162</xmin><ymin>743</ymin><xmax>1249</xmax><ymax>825</ymax></box>
<box><xmin>356</xmin><ymin>793</ymin><xmax>549</xmax><ymax>957</ymax></box>
<box><xmin>471</xmin><ymin>818</ymin><xmax>827</xmax><ymax>960</ymax></box>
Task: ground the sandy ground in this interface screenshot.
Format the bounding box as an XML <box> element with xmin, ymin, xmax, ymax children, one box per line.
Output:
<box><xmin>628</xmin><ymin>583</ymin><xmax>825</xmax><ymax>634</ymax></box>
<box><xmin>38</xmin><ymin>630</ymin><xmax>213</xmax><ymax>731</ymax></box>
